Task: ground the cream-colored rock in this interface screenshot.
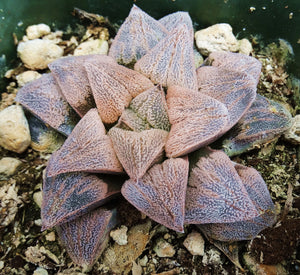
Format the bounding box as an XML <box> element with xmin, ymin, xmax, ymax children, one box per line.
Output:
<box><xmin>0</xmin><ymin>182</ymin><xmax>23</xmax><ymax>226</ymax></box>
<box><xmin>238</xmin><ymin>38</ymin><xmax>253</xmax><ymax>55</ymax></box>
<box><xmin>17</xmin><ymin>39</ymin><xmax>64</xmax><ymax>70</ymax></box>
<box><xmin>43</xmin><ymin>31</ymin><xmax>63</xmax><ymax>44</ymax></box>
<box><xmin>74</xmin><ymin>39</ymin><xmax>108</xmax><ymax>56</ymax></box>
<box><xmin>110</xmin><ymin>225</ymin><xmax>128</xmax><ymax>245</ymax></box>
<box><xmin>284</xmin><ymin>115</ymin><xmax>300</xmax><ymax>144</ymax></box>
<box><xmin>183</xmin><ymin>231</ymin><xmax>205</xmax><ymax>256</ymax></box>
<box><xmin>0</xmin><ymin>105</ymin><xmax>31</xmax><ymax>153</ymax></box>
<box><xmin>0</xmin><ymin>157</ymin><xmax>22</xmax><ymax>176</ymax></box>
<box><xmin>26</xmin><ymin>24</ymin><xmax>51</xmax><ymax>40</ymax></box>
<box><xmin>33</xmin><ymin>191</ymin><xmax>43</xmax><ymax>208</ymax></box>
<box><xmin>33</xmin><ymin>267</ymin><xmax>49</xmax><ymax>275</ymax></box>
<box><xmin>195</xmin><ymin>23</ymin><xmax>239</xmax><ymax>56</ymax></box>
<box><xmin>16</xmin><ymin>71</ymin><xmax>42</xmax><ymax>87</ymax></box>
<box><xmin>153</xmin><ymin>238</ymin><xmax>175</xmax><ymax>258</ymax></box>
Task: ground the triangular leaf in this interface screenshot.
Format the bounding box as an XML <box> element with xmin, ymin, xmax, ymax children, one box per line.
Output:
<box><xmin>134</xmin><ymin>24</ymin><xmax>198</xmax><ymax>90</ymax></box>
<box><xmin>108</xmin><ymin>127</ymin><xmax>168</xmax><ymax>180</ymax></box>
<box><xmin>15</xmin><ymin>74</ymin><xmax>79</xmax><ymax>136</ymax></box>
<box><xmin>47</xmin><ymin>108</ymin><xmax>123</xmax><ymax>177</ymax></box>
<box><xmin>85</xmin><ymin>62</ymin><xmax>153</xmax><ymax>124</ymax></box>
<box><xmin>42</xmin><ymin>171</ymin><xmax>123</xmax><ymax>229</ymax></box>
<box><xmin>56</xmin><ymin>206</ymin><xmax>118</xmax><ymax>269</ymax></box>
<box><xmin>122</xmin><ymin>157</ymin><xmax>189</xmax><ymax>232</ymax></box>
<box><xmin>185</xmin><ymin>148</ymin><xmax>258</xmax><ymax>224</ymax></box>
<box><xmin>109</xmin><ymin>5</ymin><xmax>168</xmax><ymax>65</ymax></box>
<box><xmin>165</xmin><ymin>85</ymin><xmax>228</xmax><ymax>157</ymax></box>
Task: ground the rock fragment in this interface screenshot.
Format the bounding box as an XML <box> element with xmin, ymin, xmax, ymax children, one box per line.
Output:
<box><xmin>183</xmin><ymin>231</ymin><xmax>205</xmax><ymax>256</ymax></box>
<box><xmin>0</xmin><ymin>157</ymin><xmax>22</xmax><ymax>176</ymax></box>
<box><xmin>238</xmin><ymin>38</ymin><xmax>253</xmax><ymax>55</ymax></box>
<box><xmin>17</xmin><ymin>39</ymin><xmax>63</xmax><ymax>70</ymax></box>
<box><xmin>26</xmin><ymin>24</ymin><xmax>51</xmax><ymax>40</ymax></box>
<box><xmin>195</xmin><ymin>23</ymin><xmax>239</xmax><ymax>55</ymax></box>
<box><xmin>16</xmin><ymin>71</ymin><xmax>42</xmax><ymax>87</ymax></box>
<box><xmin>33</xmin><ymin>191</ymin><xmax>43</xmax><ymax>208</ymax></box>
<box><xmin>110</xmin><ymin>225</ymin><xmax>128</xmax><ymax>245</ymax></box>
<box><xmin>74</xmin><ymin>39</ymin><xmax>109</xmax><ymax>56</ymax></box>
<box><xmin>0</xmin><ymin>105</ymin><xmax>31</xmax><ymax>153</ymax></box>
<box><xmin>153</xmin><ymin>238</ymin><xmax>176</xmax><ymax>258</ymax></box>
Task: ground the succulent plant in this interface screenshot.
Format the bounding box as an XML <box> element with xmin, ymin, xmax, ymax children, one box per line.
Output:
<box><xmin>15</xmin><ymin>5</ymin><xmax>292</xmax><ymax>269</ymax></box>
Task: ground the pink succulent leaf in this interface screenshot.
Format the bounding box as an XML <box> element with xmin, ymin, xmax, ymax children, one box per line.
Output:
<box><xmin>15</xmin><ymin>73</ymin><xmax>79</xmax><ymax>136</ymax></box>
<box><xmin>48</xmin><ymin>55</ymin><xmax>115</xmax><ymax>117</ymax></box>
<box><xmin>134</xmin><ymin>24</ymin><xmax>198</xmax><ymax>90</ymax></box>
<box><xmin>56</xmin><ymin>206</ymin><xmax>118</xmax><ymax>269</ymax></box>
<box><xmin>159</xmin><ymin>11</ymin><xmax>194</xmax><ymax>38</ymax></box>
<box><xmin>197</xmin><ymin>163</ymin><xmax>276</xmax><ymax>241</ymax></box>
<box><xmin>85</xmin><ymin>61</ymin><xmax>153</xmax><ymax>124</ymax></box>
<box><xmin>222</xmin><ymin>94</ymin><xmax>292</xmax><ymax>156</ymax></box>
<box><xmin>206</xmin><ymin>51</ymin><xmax>262</xmax><ymax>85</ymax></box>
<box><xmin>122</xmin><ymin>157</ymin><xmax>189</xmax><ymax>232</ymax></box>
<box><xmin>165</xmin><ymin>85</ymin><xmax>229</xmax><ymax>158</ymax></box>
<box><xmin>41</xmin><ymin>171</ymin><xmax>123</xmax><ymax>230</ymax></box>
<box><xmin>108</xmin><ymin>127</ymin><xmax>169</xmax><ymax>180</ymax></box>
<box><xmin>109</xmin><ymin>4</ymin><xmax>169</xmax><ymax>65</ymax></box>
<box><xmin>185</xmin><ymin>148</ymin><xmax>259</xmax><ymax>224</ymax></box>
<box><xmin>197</xmin><ymin>66</ymin><xmax>257</xmax><ymax>131</ymax></box>
<box><xmin>46</xmin><ymin>108</ymin><xmax>123</xmax><ymax>177</ymax></box>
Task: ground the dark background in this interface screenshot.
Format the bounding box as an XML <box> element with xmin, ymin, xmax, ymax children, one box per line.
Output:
<box><xmin>0</xmin><ymin>0</ymin><xmax>299</xmax><ymax>90</ymax></box>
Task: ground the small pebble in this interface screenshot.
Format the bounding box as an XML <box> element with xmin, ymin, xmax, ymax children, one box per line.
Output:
<box><xmin>110</xmin><ymin>225</ymin><xmax>128</xmax><ymax>245</ymax></box>
<box><xmin>16</xmin><ymin>71</ymin><xmax>42</xmax><ymax>87</ymax></box>
<box><xmin>139</xmin><ymin>255</ymin><xmax>148</xmax><ymax>267</ymax></box>
<box><xmin>0</xmin><ymin>260</ymin><xmax>4</xmax><ymax>269</ymax></box>
<box><xmin>74</xmin><ymin>39</ymin><xmax>108</xmax><ymax>56</ymax></box>
<box><xmin>33</xmin><ymin>267</ymin><xmax>49</xmax><ymax>275</ymax></box>
<box><xmin>34</xmin><ymin>219</ymin><xmax>43</xmax><ymax>227</ymax></box>
<box><xmin>26</xmin><ymin>24</ymin><xmax>51</xmax><ymax>40</ymax></box>
<box><xmin>195</xmin><ymin>23</ymin><xmax>239</xmax><ymax>56</ymax></box>
<box><xmin>45</xmin><ymin>231</ymin><xmax>56</xmax><ymax>242</ymax></box>
<box><xmin>238</xmin><ymin>38</ymin><xmax>253</xmax><ymax>55</ymax></box>
<box><xmin>33</xmin><ymin>191</ymin><xmax>43</xmax><ymax>208</ymax></box>
<box><xmin>17</xmin><ymin>39</ymin><xmax>63</xmax><ymax>70</ymax></box>
<box><xmin>0</xmin><ymin>157</ymin><xmax>22</xmax><ymax>176</ymax></box>
<box><xmin>153</xmin><ymin>238</ymin><xmax>175</xmax><ymax>258</ymax></box>
<box><xmin>183</xmin><ymin>231</ymin><xmax>205</xmax><ymax>256</ymax></box>
<box><xmin>0</xmin><ymin>105</ymin><xmax>31</xmax><ymax>153</ymax></box>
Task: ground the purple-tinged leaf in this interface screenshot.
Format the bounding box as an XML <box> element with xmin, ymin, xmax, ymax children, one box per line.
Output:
<box><xmin>197</xmin><ymin>66</ymin><xmax>257</xmax><ymax>130</ymax></box>
<box><xmin>206</xmin><ymin>51</ymin><xmax>262</xmax><ymax>85</ymax></box>
<box><xmin>109</xmin><ymin>5</ymin><xmax>168</xmax><ymax>65</ymax></box>
<box><xmin>134</xmin><ymin>24</ymin><xmax>198</xmax><ymax>90</ymax></box>
<box><xmin>15</xmin><ymin>74</ymin><xmax>79</xmax><ymax>136</ymax></box>
<box><xmin>159</xmin><ymin>11</ymin><xmax>194</xmax><ymax>38</ymax></box>
<box><xmin>108</xmin><ymin>128</ymin><xmax>168</xmax><ymax>180</ymax></box>
<box><xmin>165</xmin><ymin>86</ymin><xmax>229</xmax><ymax>158</ymax></box>
<box><xmin>122</xmin><ymin>157</ymin><xmax>189</xmax><ymax>232</ymax></box>
<box><xmin>198</xmin><ymin>163</ymin><xmax>275</xmax><ymax>241</ymax></box>
<box><xmin>49</xmin><ymin>55</ymin><xmax>115</xmax><ymax>117</ymax></box>
<box><xmin>47</xmin><ymin>109</ymin><xmax>123</xmax><ymax>177</ymax></box>
<box><xmin>85</xmin><ymin>61</ymin><xmax>153</xmax><ymax>124</ymax></box>
<box><xmin>185</xmin><ymin>148</ymin><xmax>258</xmax><ymax>224</ymax></box>
<box><xmin>222</xmin><ymin>94</ymin><xmax>292</xmax><ymax>156</ymax></box>
<box><xmin>56</xmin><ymin>206</ymin><xmax>118</xmax><ymax>269</ymax></box>
<box><xmin>42</xmin><ymin>171</ymin><xmax>123</xmax><ymax>230</ymax></box>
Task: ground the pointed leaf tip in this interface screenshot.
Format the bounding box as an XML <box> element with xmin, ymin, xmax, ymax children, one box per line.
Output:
<box><xmin>56</xmin><ymin>206</ymin><xmax>118</xmax><ymax>269</ymax></box>
<box><xmin>134</xmin><ymin>24</ymin><xmax>197</xmax><ymax>90</ymax></box>
<box><xmin>109</xmin><ymin>127</ymin><xmax>168</xmax><ymax>180</ymax></box>
<box><xmin>185</xmin><ymin>148</ymin><xmax>259</xmax><ymax>225</ymax></box>
<box><xmin>109</xmin><ymin>5</ymin><xmax>168</xmax><ymax>65</ymax></box>
<box><xmin>165</xmin><ymin>86</ymin><xmax>229</xmax><ymax>157</ymax></box>
<box><xmin>46</xmin><ymin>108</ymin><xmax>123</xmax><ymax>177</ymax></box>
<box><xmin>42</xmin><ymin>171</ymin><xmax>122</xmax><ymax>229</ymax></box>
<box><xmin>122</xmin><ymin>157</ymin><xmax>189</xmax><ymax>232</ymax></box>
